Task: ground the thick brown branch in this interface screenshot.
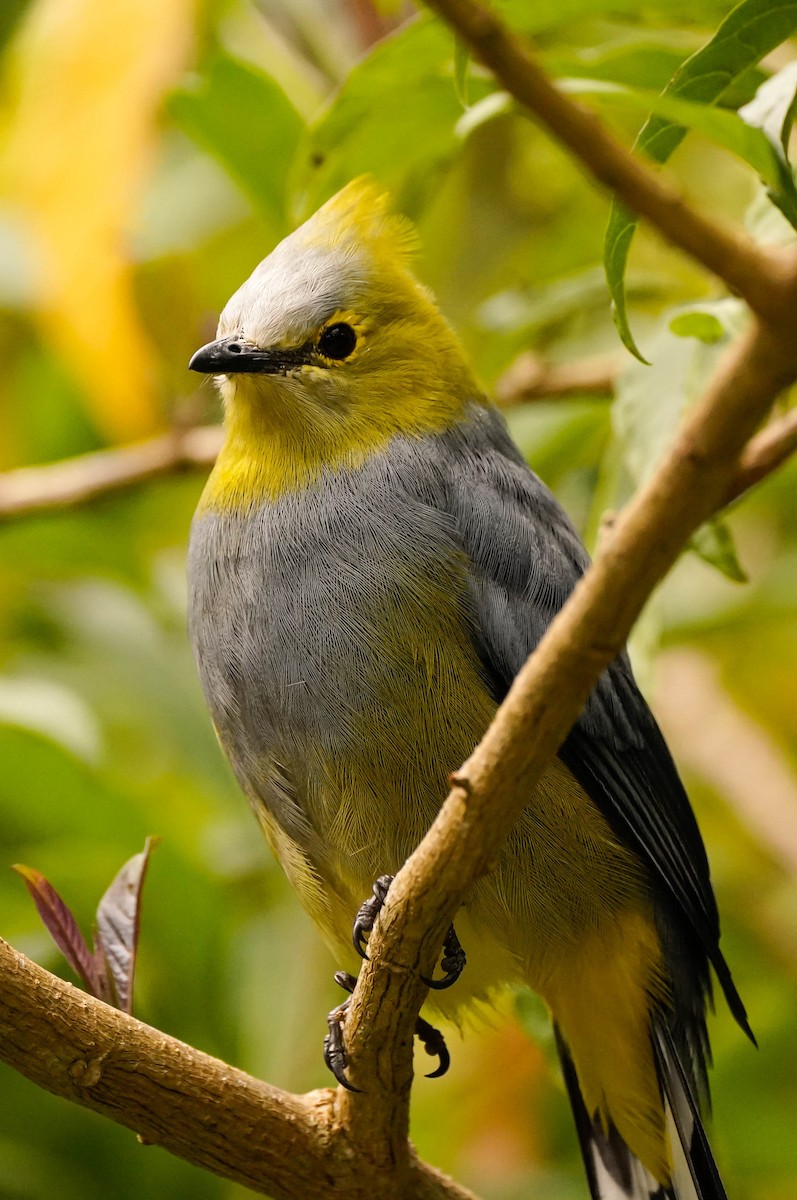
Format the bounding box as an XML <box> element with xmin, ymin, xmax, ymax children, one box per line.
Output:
<box><xmin>422</xmin><ymin>0</ymin><xmax>792</xmax><ymax>321</ymax></box>
<box><xmin>0</xmin><ymin>425</ymin><xmax>222</xmax><ymax>518</ymax></box>
<box><xmin>0</xmin><ymin>938</ymin><xmax>478</xmax><ymax>1200</ymax></box>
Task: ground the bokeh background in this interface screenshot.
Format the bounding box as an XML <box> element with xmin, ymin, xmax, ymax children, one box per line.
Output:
<box><xmin>1</xmin><ymin>1</ymin><xmax>796</xmax><ymax>1198</ymax></box>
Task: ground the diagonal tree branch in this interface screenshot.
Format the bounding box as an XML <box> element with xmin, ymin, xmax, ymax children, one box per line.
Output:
<box><xmin>340</xmin><ymin>307</ymin><xmax>797</xmax><ymax>1160</ymax></box>
<box><xmin>732</xmin><ymin>404</ymin><xmax>797</xmax><ymax>498</ymax></box>
<box><xmin>422</xmin><ymin>0</ymin><xmax>797</xmax><ymax>322</ymax></box>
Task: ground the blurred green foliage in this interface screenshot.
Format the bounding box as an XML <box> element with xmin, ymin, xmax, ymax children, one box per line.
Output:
<box><xmin>1</xmin><ymin>1</ymin><xmax>796</xmax><ymax>1198</ymax></box>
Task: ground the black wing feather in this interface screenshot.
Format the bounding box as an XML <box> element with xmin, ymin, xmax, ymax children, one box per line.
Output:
<box><xmin>439</xmin><ymin>408</ymin><xmax>751</xmax><ymax>1040</ymax></box>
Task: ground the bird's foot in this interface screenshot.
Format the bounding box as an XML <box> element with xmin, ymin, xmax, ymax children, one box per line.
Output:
<box><xmin>421</xmin><ymin>923</ymin><xmax>467</xmax><ymax>990</ymax></box>
<box><xmin>329</xmin><ymin>874</ymin><xmax>463</xmax><ymax>1086</ymax></box>
<box><xmin>352</xmin><ymin>875</ymin><xmax>467</xmax><ymax>990</ymax></box>
<box><xmin>415</xmin><ymin>1014</ymin><xmax>450</xmax><ymax>1078</ymax></box>
<box><xmin>323</xmin><ymin>970</ymin><xmax>451</xmax><ymax>1086</ymax></box>
<box><xmin>352</xmin><ymin>874</ymin><xmax>393</xmax><ymax>958</ymax></box>
<box><xmin>323</xmin><ymin>971</ymin><xmax>360</xmax><ymax>1091</ymax></box>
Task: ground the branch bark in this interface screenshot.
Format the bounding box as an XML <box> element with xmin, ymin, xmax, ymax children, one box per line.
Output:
<box><xmin>0</xmin><ymin>937</ymin><xmax>477</xmax><ymax>1200</ymax></box>
<box><xmin>0</xmin><ymin>425</ymin><xmax>222</xmax><ymax>518</ymax></box>
<box><xmin>4</xmin><ymin>2</ymin><xmax>797</xmax><ymax>1198</ymax></box>
<box><xmin>732</xmin><ymin>404</ymin><xmax>797</xmax><ymax>498</ymax></box>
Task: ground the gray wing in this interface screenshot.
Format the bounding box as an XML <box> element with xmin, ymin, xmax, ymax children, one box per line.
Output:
<box><xmin>438</xmin><ymin>406</ymin><xmax>750</xmax><ymax>1038</ymax></box>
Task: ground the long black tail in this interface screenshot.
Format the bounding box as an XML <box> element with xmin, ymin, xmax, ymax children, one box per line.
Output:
<box><xmin>554</xmin><ymin>1023</ymin><xmax>727</xmax><ymax>1200</ymax></box>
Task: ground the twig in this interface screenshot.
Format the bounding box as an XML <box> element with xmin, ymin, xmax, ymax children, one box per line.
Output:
<box><xmin>0</xmin><ymin>937</ymin><xmax>478</xmax><ymax>1200</ymax></box>
<box><xmin>0</xmin><ymin>388</ymin><xmax>792</xmax><ymax>522</ymax></box>
<box><xmin>0</xmin><ymin>426</ymin><xmax>222</xmax><ymax>519</ymax></box>
<box><xmin>494</xmin><ymin>352</ymin><xmax>618</xmax><ymax>405</ymax></box>
<box><xmin>422</xmin><ymin>0</ymin><xmax>795</xmax><ymax>322</ymax></box>
<box><xmin>731</xmin><ymin>405</ymin><xmax>797</xmax><ymax>499</ymax></box>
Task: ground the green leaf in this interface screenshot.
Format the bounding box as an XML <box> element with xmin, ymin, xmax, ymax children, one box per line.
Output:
<box><xmin>169</xmin><ymin>53</ymin><xmax>304</xmax><ymax>230</ymax></box>
<box><xmin>669</xmin><ymin>311</ymin><xmax>725</xmax><ymax>342</ymax></box>
<box><xmin>602</xmin><ymin>0</ymin><xmax>797</xmax><ymax>358</ymax></box>
<box><xmin>606</xmin><ymin>212</ymin><xmax>649</xmax><ymax>360</ymax></box>
<box><xmin>691</xmin><ymin>518</ymin><xmax>748</xmax><ymax>581</ymax></box>
<box><xmin>544</xmin><ymin>40</ymin><xmax>766</xmax><ymax>102</ymax></box>
<box><xmin>543</xmin><ymin>43</ymin><xmax>691</xmax><ymax>92</ymax></box>
<box><xmin>744</xmin><ymin>179</ymin><xmax>797</xmax><ymax>245</ymax></box>
<box><xmin>455</xmin><ymin>91</ymin><xmax>512</xmax><ymax>139</ymax></box>
<box><xmin>739</xmin><ymin>62</ymin><xmax>797</xmax><ymax>228</ymax></box>
<box><xmin>290</xmin><ymin>17</ymin><xmax>496</xmax><ymax>217</ymax></box>
<box><xmin>291</xmin><ymin>1</ymin><xmax>679</xmax><ymax>217</ymax></box>
<box><xmin>614</xmin><ymin>321</ymin><xmax>695</xmax><ymax>484</ymax></box>
<box><xmin>0</xmin><ymin>676</ymin><xmax>100</xmax><ymax>762</ymax></box>
<box><xmin>614</xmin><ymin>299</ymin><xmax>745</xmax><ymax>482</ymax></box>
<box><xmin>567</xmin><ymin>79</ymin><xmax>797</xmax><ymax>222</ymax></box>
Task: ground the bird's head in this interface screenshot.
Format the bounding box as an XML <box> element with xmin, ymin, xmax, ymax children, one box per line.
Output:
<box><xmin>189</xmin><ymin>179</ymin><xmax>479</xmax><ymax>504</ymax></box>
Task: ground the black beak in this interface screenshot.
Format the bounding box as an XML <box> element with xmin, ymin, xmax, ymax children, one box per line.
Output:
<box><xmin>188</xmin><ymin>335</ymin><xmax>311</xmax><ymax>375</ymax></box>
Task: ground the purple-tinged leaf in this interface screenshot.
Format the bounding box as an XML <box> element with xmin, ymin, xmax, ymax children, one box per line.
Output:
<box><xmin>13</xmin><ymin>863</ymin><xmax>107</xmax><ymax>999</ymax></box>
<box><xmin>94</xmin><ymin>837</ymin><xmax>159</xmax><ymax>1014</ymax></box>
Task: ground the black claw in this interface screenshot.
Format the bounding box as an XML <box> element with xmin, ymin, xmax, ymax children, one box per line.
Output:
<box><xmin>328</xmin><ymin>882</ymin><xmax>461</xmax><ymax>1088</ymax></box>
<box><xmin>334</xmin><ymin>970</ymin><xmax>357</xmax><ymax>995</ymax></box>
<box><xmin>421</xmin><ymin>923</ymin><xmax>467</xmax><ymax>990</ymax></box>
<box><xmin>352</xmin><ymin>874</ymin><xmax>394</xmax><ymax>959</ymax></box>
<box><xmin>323</xmin><ymin>995</ymin><xmax>361</xmax><ymax>1092</ymax></box>
<box><xmin>416</xmin><ymin>1015</ymin><xmax>450</xmax><ymax>1079</ymax></box>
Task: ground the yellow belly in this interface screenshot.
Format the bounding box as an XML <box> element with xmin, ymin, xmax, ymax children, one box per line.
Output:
<box><xmin>257</xmin><ymin>746</ymin><xmax>670</xmax><ymax>1183</ymax></box>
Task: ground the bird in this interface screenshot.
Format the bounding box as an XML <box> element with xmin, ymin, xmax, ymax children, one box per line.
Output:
<box><xmin>187</xmin><ymin>177</ymin><xmax>752</xmax><ymax>1200</ymax></box>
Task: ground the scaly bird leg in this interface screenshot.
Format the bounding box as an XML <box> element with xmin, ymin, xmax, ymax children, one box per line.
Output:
<box><xmin>324</xmin><ymin>971</ymin><xmax>450</xmax><ymax>1085</ymax></box>
<box><xmin>328</xmin><ymin>877</ymin><xmax>458</xmax><ymax>1089</ymax></box>
<box><xmin>352</xmin><ymin>874</ymin><xmax>467</xmax><ymax>989</ymax></box>
<box><xmin>323</xmin><ymin>971</ymin><xmax>360</xmax><ymax>1092</ymax></box>
<box><xmin>421</xmin><ymin>923</ymin><xmax>467</xmax><ymax>991</ymax></box>
<box><xmin>352</xmin><ymin>874</ymin><xmax>393</xmax><ymax>958</ymax></box>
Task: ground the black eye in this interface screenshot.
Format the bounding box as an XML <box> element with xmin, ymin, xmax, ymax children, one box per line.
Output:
<box><xmin>318</xmin><ymin>322</ymin><xmax>357</xmax><ymax>361</ymax></box>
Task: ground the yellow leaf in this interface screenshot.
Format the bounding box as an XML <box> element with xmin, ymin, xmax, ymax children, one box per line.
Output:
<box><xmin>3</xmin><ymin>0</ymin><xmax>194</xmax><ymax>441</ymax></box>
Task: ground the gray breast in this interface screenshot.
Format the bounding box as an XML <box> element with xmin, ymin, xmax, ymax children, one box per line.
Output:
<box><xmin>187</xmin><ymin>435</ymin><xmax>469</xmax><ymax>797</ymax></box>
